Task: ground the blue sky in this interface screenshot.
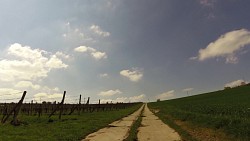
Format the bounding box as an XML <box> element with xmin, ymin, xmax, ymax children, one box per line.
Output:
<box><xmin>0</xmin><ymin>0</ymin><xmax>250</xmax><ymax>103</ymax></box>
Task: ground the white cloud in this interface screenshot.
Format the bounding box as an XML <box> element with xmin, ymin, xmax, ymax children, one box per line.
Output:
<box><xmin>91</xmin><ymin>51</ymin><xmax>107</xmax><ymax>60</ymax></box>
<box><xmin>100</xmin><ymin>94</ymin><xmax>145</xmax><ymax>103</ymax></box>
<box><xmin>156</xmin><ymin>90</ymin><xmax>174</xmax><ymax>100</ymax></box>
<box><xmin>0</xmin><ymin>43</ymin><xmax>68</xmax><ymax>82</ymax></box>
<box><xmin>189</xmin><ymin>56</ymin><xmax>198</xmax><ymax>60</ymax></box>
<box><xmin>99</xmin><ymin>73</ymin><xmax>108</xmax><ymax>78</ymax></box>
<box><xmin>182</xmin><ymin>88</ymin><xmax>194</xmax><ymax>92</ymax></box>
<box><xmin>90</xmin><ymin>24</ymin><xmax>110</xmax><ymax>37</ymax></box>
<box><xmin>74</xmin><ymin>46</ymin><xmax>107</xmax><ymax>60</ymax></box>
<box><xmin>120</xmin><ymin>68</ymin><xmax>143</xmax><ymax>82</ymax></box>
<box><xmin>115</xmin><ymin>97</ymin><xmax>128</xmax><ymax>103</ymax></box>
<box><xmin>55</xmin><ymin>51</ymin><xmax>70</xmax><ymax>59</ymax></box>
<box><xmin>15</xmin><ymin>81</ymin><xmax>41</xmax><ymax>90</ymax></box>
<box><xmin>199</xmin><ymin>0</ymin><xmax>216</xmax><ymax>7</ymax></box>
<box><xmin>33</xmin><ymin>92</ymin><xmax>63</xmax><ymax>102</ymax></box>
<box><xmin>225</xmin><ymin>79</ymin><xmax>249</xmax><ymax>88</ymax></box>
<box><xmin>8</xmin><ymin>43</ymin><xmax>46</xmax><ymax>60</ymax></box>
<box><xmin>129</xmin><ymin>94</ymin><xmax>145</xmax><ymax>102</ymax></box>
<box><xmin>53</xmin><ymin>87</ymin><xmax>60</xmax><ymax>92</ymax></box>
<box><xmin>62</xmin><ymin>22</ymin><xmax>94</xmax><ymax>43</ymax></box>
<box><xmin>98</xmin><ymin>89</ymin><xmax>122</xmax><ymax>96</ymax></box>
<box><xmin>0</xmin><ymin>88</ymin><xmax>22</xmax><ymax>95</ymax></box>
<box><xmin>225</xmin><ymin>55</ymin><xmax>238</xmax><ymax>64</ymax></box>
<box><xmin>0</xmin><ymin>88</ymin><xmax>23</xmax><ymax>102</ymax></box>
<box><xmin>74</xmin><ymin>46</ymin><xmax>89</xmax><ymax>52</ymax></box>
<box><xmin>46</xmin><ymin>55</ymin><xmax>68</xmax><ymax>69</ymax></box>
<box><xmin>194</xmin><ymin>29</ymin><xmax>250</xmax><ymax>63</ymax></box>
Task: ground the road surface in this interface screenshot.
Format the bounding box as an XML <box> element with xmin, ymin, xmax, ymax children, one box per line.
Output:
<box><xmin>82</xmin><ymin>103</ymin><xmax>181</xmax><ymax>141</ymax></box>
<box><xmin>82</xmin><ymin>105</ymin><xmax>144</xmax><ymax>141</ymax></box>
<box><xmin>137</xmin><ymin>104</ymin><xmax>181</xmax><ymax>141</ymax></box>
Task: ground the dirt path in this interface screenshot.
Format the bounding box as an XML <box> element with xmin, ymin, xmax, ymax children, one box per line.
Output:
<box><xmin>82</xmin><ymin>104</ymin><xmax>144</xmax><ymax>141</ymax></box>
<box><xmin>137</xmin><ymin>104</ymin><xmax>181</xmax><ymax>141</ymax></box>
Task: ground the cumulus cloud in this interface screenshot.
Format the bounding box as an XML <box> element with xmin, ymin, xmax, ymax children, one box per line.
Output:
<box><xmin>74</xmin><ymin>46</ymin><xmax>107</xmax><ymax>60</ymax></box>
<box><xmin>100</xmin><ymin>94</ymin><xmax>145</xmax><ymax>103</ymax></box>
<box><xmin>0</xmin><ymin>88</ymin><xmax>22</xmax><ymax>94</ymax></box>
<box><xmin>15</xmin><ymin>81</ymin><xmax>41</xmax><ymax>90</ymax></box>
<box><xmin>33</xmin><ymin>92</ymin><xmax>63</xmax><ymax>102</ymax></box>
<box><xmin>98</xmin><ymin>89</ymin><xmax>122</xmax><ymax>96</ymax></box>
<box><xmin>120</xmin><ymin>68</ymin><xmax>143</xmax><ymax>82</ymax></box>
<box><xmin>91</xmin><ymin>51</ymin><xmax>107</xmax><ymax>60</ymax></box>
<box><xmin>0</xmin><ymin>43</ymin><xmax>68</xmax><ymax>82</ymax></box>
<box><xmin>74</xmin><ymin>46</ymin><xmax>89</xmax><ymax>52</ymax></box>
<box><xmin>225</xmin><ymin>79</ymin><xmax>249</xmax><ymax>88</ymax></box>
<box><xmin>90</xmin><ymin>24</ymin><xmax>110</xmax><ymax>37</ymax></box>
<box><xmin>46</xmin><ymin>55</ymin><xmax>68</xmax><ymax>69</ymax></box>
<box><xmin>156</xmin><ymin>90</ymin><xmax>174</xmax><ymax>100</ymax></box>
<box><xmin>193</xmin><ymin>29</ymin><xmax>250</xmax><ymax>63</ymax></box>
<box><xmin>129</xmin><ymin>94</ymin><xmax>145</xmax><ymax>102</ymax></box>
<box><xmin>0</xmin><ymin>88</ymin><xmax>23</xmax><ymax>102</ymax></box>
<box><xmin>55</xmin><ymin>51</ymin><xmax>70</xmax><ymax>59</ymax></box>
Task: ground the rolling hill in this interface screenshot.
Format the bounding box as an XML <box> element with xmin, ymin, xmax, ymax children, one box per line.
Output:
<box><xmin>149</xmin><ymin>85</ymin><xmax>250</xmax><ymax>141</ymax></box>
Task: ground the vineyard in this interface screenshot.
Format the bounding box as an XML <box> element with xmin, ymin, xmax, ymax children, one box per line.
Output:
<box><xmin>0</xmin><ymin>91</ymin><xmax>142</xmax><ymax>141</ymax></box>
<box><xmin>0</xmin><ymin>91</ymin><xmax>140</xmax><ymax>124</ymax></box>
<box><xmin>149</xmin><ymin>85</ymin><xmax>250</xmax><ymax>141</ymax></box>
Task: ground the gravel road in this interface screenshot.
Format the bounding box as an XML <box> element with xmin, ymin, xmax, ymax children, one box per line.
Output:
<box><xmin>137</xmin><ymin>104</ymin><xmax>181</xmax><ymax>141</ymax></box>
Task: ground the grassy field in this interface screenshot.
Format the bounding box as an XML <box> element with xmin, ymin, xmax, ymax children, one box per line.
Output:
<box><xmin>0</xmin><ymin>103</ymin><xmax>142</xmax><ymax>141</ymax></box>
<box><xmin>148</xmin><ymin>85</ymin><xmax>250</xmax><ymax>141</ymax></box>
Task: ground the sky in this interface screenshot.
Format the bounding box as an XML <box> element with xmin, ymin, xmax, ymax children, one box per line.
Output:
<box><xmin>1</xmin><ymin>0</ymin><xmax>250</xmax><ymax>103</ymax></box>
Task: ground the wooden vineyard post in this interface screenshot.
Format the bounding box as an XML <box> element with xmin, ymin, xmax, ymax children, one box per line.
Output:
<box><xmin>78</xmin><ymin>95</ymin><xmax>81</xmax><ymax>115</ymax></box>
<box><xmin>86</xmin><ymin>97</ymin><xmax>90</xmax><ymax>104</ymax></box>
<box><xmin>68</xmin><ymin>94</ymin><xmax>82</xmax><ymax>115</ymax></box>
<box><xmin>49</xmin><ymin>91</ymin><xmax>66</xmax><ymax>119</ymax></box>
<box><xmin>86</xmin><ymin>97</ymin><xmax>90</xmax><ymax>112</ymax></box>
<box><xmin>98</xmin><ymin>99</ymin><xmax>100</xmax><ymax>112</ymax></box>
<box><xmin>38</xmin><ymin>104</ymin><xmax>42</xmax><ymax>118</ymax></box>
<box><xmin>1</xmin><ymin>103</ymin><xmax>8</xmax><ymax>123</ymax></box>
<box><xmin>59</xmin><ymin>92</ymin><xmax>66</xmax><ymax>119</ymax></box>
<box><xmin>1</xmin><ymin>91</ymin><xmax>26</xmax><ymax>125</ymax></box>
<box><xmin>30</xmin><ymin>100</ymin><xmax>33</xmax><ymax>116</ymax></box>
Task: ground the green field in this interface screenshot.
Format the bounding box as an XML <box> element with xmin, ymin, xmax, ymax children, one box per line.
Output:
<box><xmin>148</xmin><ymin>85</ymin><xmax>250</xmax><ymax>141</ymax></box>
<box><xmin>0</xmin><ymin>104</ymin><xmax>142</xmax><ymax>141</ymax></box>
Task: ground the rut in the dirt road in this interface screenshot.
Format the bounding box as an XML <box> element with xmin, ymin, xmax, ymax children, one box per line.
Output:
<box><xmin>137</xmin><ymin>104</ymin><xmax>181</xmax><ymax>141</ymax></box>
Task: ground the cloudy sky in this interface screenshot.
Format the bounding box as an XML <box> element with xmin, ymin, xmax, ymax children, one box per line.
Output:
<box><xmin>1</xmin><ymin>0</ymin><xmax>250</xmax><ymax>103</ymax></box>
